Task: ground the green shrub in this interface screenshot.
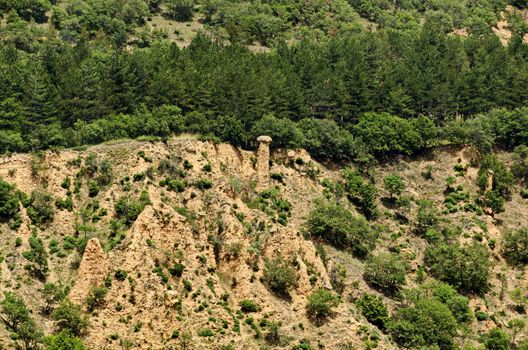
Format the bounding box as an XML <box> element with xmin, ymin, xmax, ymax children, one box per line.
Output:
<box><xmin>26</xmin><ymin>191</ymin><xmax>55</xmax><ymax>226</ymax></box>
<box><xmin>443</xmin><ymin>116</ymin><xmax>495</xmax><ymax>152</ymax></box>
<box><xmin>306</xmin><ymin>288</ymin><xmax>340</xmax><ymax>320</ymax></box>
<box><xmin>40</xmin><ymin>283</ymin><xmax>66</xmax><ymax>315</ymax></box>
<box><xmin>477</xmin><ymin>155</ymin><xmax>514</xmax><ymax>197</ymax></box>
<box><xmin>0</xmin><ymin>291</ymin><xmax>43</xmax><ymax>347</ymax></box>
<box><xmin>453</xmin><ymin>163</ymin><xmax>466</xmax><ymax>176</ymax></box>
<box><xmin>512</xmin><ymin>145</ymin><xmax>528</xmax><ymax>181</ymax></box>
<box><xmin>389</xmin><ymin>299</ymin><xmax>457</xmax><ymax>349</ymax></box>
<box><xmin>483</xmin><ymin>328</ymin><xmax>510</xmax><ymax>350</ymax></box>
<box><xmin>154</xmin><ymin>266</ymin><xmax>168</xmax><ymax>284</ymax></box>
<box><xmin>291</xmin><ymin>340</ymin><xmax>313</xmax><ymax>350</ymax></box>
<box><xmin>133</xmin><ymin>172</ymin><xmax>146</xmax><ymax>182</ymax></box>
<box><xmin>383</xmin><ymin>174</ymin><xmax>404</xmax><ymax>198</ymax></box>
<box><xmin>356</xmin><ymin>293</ymin><xmax>389</xmax><ymax>330</ymax></box>
<box><xmin>195</xmin><ymin>179</ymin><xmax>213</xmax><ymax>190</ymax></box>
<box><xmin>114</xmin><ymin>191</ymin><xmax>151</xmax><ymax>227</ymax></box>
<box><xmin>137</xmin><ymin>151</ymin><xmax>152</xmax><ymax>163</ymax></box>
<box><xmin>443</xmin><ymin>186</ymin><xmax>470</xmax><ymax>212</ymax></box>
<box><xmin>481</xmin><ymin>190</ymin><xmax>505</xmax><ymax>214</ymax></box>
<box><xmin>183</xmin><ymin>279</ymin><xmax>192</xmax><ymax>292</ymax></box>
<box><xmin>1</xmin><ymin>291</ymin><xmax>30</xmax><ymax>331</ymax></box>
<box><xmin>364</xmin><ymin>253</ymin><xmax>408</xmax><ymax>294</ymax></box>
<box><xmin>239</xmin><ymin>299</ymin><xmax>259</xmax><ymax>313</ymax></box>
<box><xmin>51</xmin><ymin>300</ymin><xmax>89</xmax><ymax>336</ymax></box>
<box><xmin>183</xmin><ymin>160</ymin><xmax>193</xmax><ymax>170</ymax></box>
<box><xmin>169</xmin><ymin>263</ymin><xmax>185</xmax><ymax>277</ymax></box>
<box><xmin>63</xmin><ymin>236</ymin><xmax>78</xmax><ymax>251</ymax></box>
<box><xmin>202</xmin><ymin>163</ymin><xmax>212</xmax><ymax>172</ymax></box>
<box><xmin>422</xmin><ymin>165</ymin><xmax>433</xmax><ymax>180</ymax></box>
<box><xmin>83</xmin><ymin>156</ymin><xmax>113</xmax><ymax>185</ymax></box>
<box><xmin>197</xmin><ymin>328</ymin><xmax>214</xmax><ymax>337</ymax></box>
<box><xmin>270</xmin><ymin>172</ymin><xmax>284</xmax><ymax>182</ymax></box>
<box><xmin>264</xmin><ymin>320</ymin><xmax>281</xmax><ymax>345</ymax></box>
<box><xmin>354</xmin><ymin>113</ymin><xmax>433</xmax><ymax>156</ymax></box>
<box><xmin>86</xmin><ymin>286</ymin><xmax>107</xmax><ymax>312</ymax></box>
<box><xmin>475</xmin><ymin>310</ymin><xmax>489</xmax><ymax>321</ymax></box>
<box><xmin>8</xmin><ymin>212</ymin><xmax>22</xmax><ymax>230</ymax></box>
<box><xmin>395</xmin><ymin>195</ymin><xmax>411</xmax><ymax>208</ymax></box>
<box><xmin>160</xmin><ymin>177</ymin><xmax>186</xmax><ymax>192</ymax></box>
<box><xmin>158</xmin><ymin>158</ymin><xmax>184</xmax><ymax>177</ymax></box>
<box><xmin>249</xmin><ymin>187</ymin><xmax>292</xmax><ymax>225</ymax></box>
<box><xmin>56</xmin><ymin>197</ymin><xmax>73</xmax><ymax>211</ymax></box>
<box><xmin>306</xmin><ymin>201</ymin><xmax>377</xmax><ymax>258</ymax></box>
<box><xmin>87</xmin><ymin>181</ymin><xmax>99</xmax><ymax>197</ymax></box>
<box><xmin>22</xmin><ymin>235</ymin><xmax>49</xmax><ymax>279</ymax></box>
<box><xmin>426</xmin><ymin>282</ymin><xmax>472</xmax><ymax>323</ymax></box>
<box><xmin>250</xmin><ymin>114</ymin><xmax>303</xmax><ymax>149</ymax></box>
<box><xmin>414</xmin><ymin>200</ymin><xmax>439</xmax><ymax>236</ymax></box>
<box><xmin>0</xmin><ymin>179</ymin><xmax>20</xmax><ymax>221</ymax></box>
<box><xmin>342</xmin><ymin>168</ymin><xmax>378</xmax><ymax>219</ymax></box>
<box><xmin>61</xmin><ymin>177</ymin><xmax>71</xmax><ymax>190</ymax></box>
<box><xmin>297</xmin><ymin>118</ymin><xmax>355</xmax><ymax>161</ymax></box>
<box><xmin>263</xmin><ymin>255</ymin><xmax>298</xmax><ymax>297</ymax></box>
<box><xmin>502</xmin><ymin>228</ymin><xmax>528</xmax><ymax>265</ymax></box>
<box><xmin>114</xmin><ymin>270</ymin><xmax>128</xmax><ymax>281</ymax></box>
<box><xmin>43</xmin><ymin>330</ymin><xmax>88</xmax><ymax>350</ymax></box>
<box><xmin>425</xmin><ymin>242</ymin><xmax>490</xmax><ymax>294</ymax></box>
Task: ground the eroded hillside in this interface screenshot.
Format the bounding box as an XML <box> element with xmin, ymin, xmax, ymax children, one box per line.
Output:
<box><xmin>0</xmin><ymin>138</ymin><xmax>527</xmax><ymax>350</ymax></box>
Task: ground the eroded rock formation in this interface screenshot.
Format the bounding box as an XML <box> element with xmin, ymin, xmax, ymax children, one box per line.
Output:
<box><xmin>256</xmin><ymin>135</ymin><xmax>272</xmax><ymax>190</ymax></box>
<box><xmin>69</xmin><ymin>238</ymin><xmax>108</xmax><ymax>305</ymax></box>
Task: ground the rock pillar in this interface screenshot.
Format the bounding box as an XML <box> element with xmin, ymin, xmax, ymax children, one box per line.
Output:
<box><xmin>69</xmin><ymin>238</ymin><xmax>108</xmax><ymax>305</ymax></box>
<box><xmin>256</xmin><ymin>136</ymin><xmax>272</xmax><ymax>190</ymax></box>
<box><xmin>486</xmin><ymin>170</ymin><xmax>494</xmax><ymax>192</ymax></box>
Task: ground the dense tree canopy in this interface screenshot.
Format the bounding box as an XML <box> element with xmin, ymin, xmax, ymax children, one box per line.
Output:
<box><xmin>0</xmin><ymin>13</ymin><xmax>527</xmax><ymax>161</ymax></box>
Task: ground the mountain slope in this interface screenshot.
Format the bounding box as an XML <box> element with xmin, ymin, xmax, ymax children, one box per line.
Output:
<box><xmin>0</xmin><ymin>138</ymin><xmax>527</xmax><ymax>349</ymax></box>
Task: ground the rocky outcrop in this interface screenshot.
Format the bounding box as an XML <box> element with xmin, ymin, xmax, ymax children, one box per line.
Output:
<box><xmin>256</xmin><ymin>135</ymin><xmax>272</xmax><ymax>190</ymax></box>
<box><xmin>486</xmin><ymin>169</ymin><xmax>494</xmax><ymax>192</ymax></box>
<box><xmin>69</xmin><ymin>238</ymin><xmax>108</xmax><ymax>305</ymax></box>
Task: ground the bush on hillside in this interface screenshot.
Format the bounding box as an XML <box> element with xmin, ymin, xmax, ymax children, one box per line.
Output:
<box><xmin>425</xmin><ymin>242</ymin><xmax>490</xmax><ymax>294</ymax></box>
<box><xmin>51</xmin><ymin>300</ymin><xmax>89</xmax><ymax>336</ymax></box>
<box><xmin>476</xmin><ymin>155</ymin><xmax>514</xmax><ymax>197</ymax></box>
<box><xmin>26</xmin><ymin>191</ymin><xmax>55</xmax><ymax>226</ymax></box>
<box><xmin>414</xmin><ymin>200</ymin><xmax>440</xmax><ymax>236</ymax></box>
<box><xmin>512</xmin><ymin>145</ymin><xmax>528</xmax><ymax>181</ymax></box>
<box><xmin>342</xmin><ymin>168</ymin><xmax>378</xmax><ymax>219</ymax></box>
<box><xmin>364</xmin><ymin>253</ymin><xmax>408</xmax><ymax>294</ymax></box>
<box><xmin>263</xmin><ymin>255</ymin><xmax>298</xmax><ymax>297</ymax></box>
<box><xmin>22</xmin><ymin>235</ymin><xmax>49</xmax><ymax>279</ymax></box>
<box><xmin>383</xmin><ymin>174</ymin><xmax>405</xmax><ymax>198</ymax></box>
<box><xmin>114</xmin><ymin>190</ymin><xmax>151</xmax><ymax>227</ymax></box>
<box><xmin>483</xmin><ymin>328</ymin><xmax>510</xmax><ymax>350</ymax></box>
<box><xmin>0</xmin><ymin>179</ymin><xmax>21</xmax><ymax>221</ymax></box>
<box><xmin>424</xmin><ymin>281</ymin><xmax>472</xmax><ymax>323</ymax></box>
<box><xmin>306</xmin><ymin>201</ymin><xmax>377</xmax><ymax>258</ymax></box>
<box><xmin>306</xmin><ymin>288</ymin><xmax>340</xmax><ymax>321</ymax></box>
<box><xmin>389</xmin><ymin>299</ymin><xmax>458</xmax><ymax>349</ymax></box>
<box><xmin>356</xmin><ymin>293</ymin><xmax>389</xmax><ymax>330</ymax></box>
<box><xmin>43</xmin><ymin>330</ymin><xmax>88</xmax><ymax>350</ymax></box>
<box><xmin>502</xmin><ymin>228</ymin><xmax>528</xmax><ymax>265</ymax></box>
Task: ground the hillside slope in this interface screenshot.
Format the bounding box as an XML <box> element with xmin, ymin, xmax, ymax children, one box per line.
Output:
<box><xmin>0</xmin><ymin>138</ymin><xmax>527</xmax><ymax>349</ymax></box>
